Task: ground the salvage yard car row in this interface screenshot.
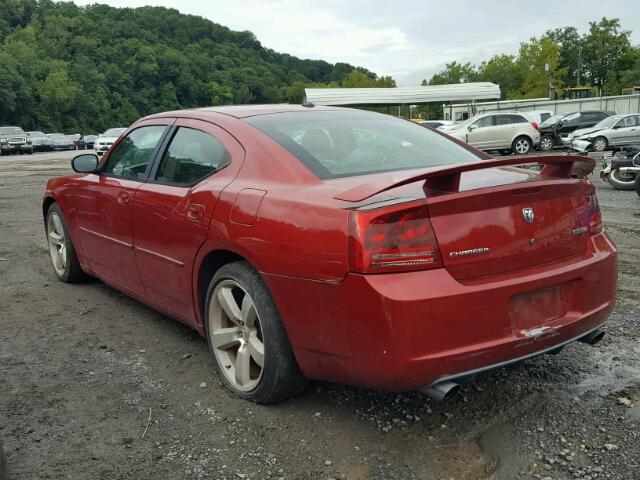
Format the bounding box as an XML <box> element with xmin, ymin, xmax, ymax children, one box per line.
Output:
<box><xmin>0</xmin><ymin>125</ymin><xmax>126</xmax><ymax>155</ymax></box>
<box><xmin>426</xmin><ymin>109</ymin><xmax>640</xmax><ymax>155</ymax></box>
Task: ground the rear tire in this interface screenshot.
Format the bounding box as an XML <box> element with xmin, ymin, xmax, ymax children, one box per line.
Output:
<box><xmin>539</xmin><ymin>135</ymin><xmax>554</xmax><ymax>151</ymax></box>
<box><xmin>46</xmin><ymin>203</ymin><xmax>90</xmax><ymax>283</ymax></box>
<box><xmin>608</xmin><ymin>169</ymin><xmax>637</xmax><ymax>191</ymax></box>
<box><xmin>512</xmin><ymin>136</ymin><xmax>532</xmax><ymax>155</ymax></box>
<box><xmin>205</xmin><ymin>261</ymin><xmax>308</xmax><ymax>404</ymax></box>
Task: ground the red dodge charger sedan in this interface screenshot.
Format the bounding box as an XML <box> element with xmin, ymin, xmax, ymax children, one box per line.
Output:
<box><xmin>43</xmin><ymin>105</ymin><xmax>617</xmax><ymax>403</ymax></box>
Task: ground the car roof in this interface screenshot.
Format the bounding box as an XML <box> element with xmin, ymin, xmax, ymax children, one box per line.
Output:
<box><xmin>143</xmin><ymin>104</ymin><xmax>349</xmax><ymax>121</ymax></box>
<box><xmin>197</xmin><ymin>104</ymin><xmax>347</xmax><ymax>118</ymax></box>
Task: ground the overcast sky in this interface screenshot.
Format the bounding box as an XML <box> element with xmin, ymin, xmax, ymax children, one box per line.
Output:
<box><xmin>72</xmin><ymin>0</ymin><xmax>640</xmax><ymax>86</ymax></box>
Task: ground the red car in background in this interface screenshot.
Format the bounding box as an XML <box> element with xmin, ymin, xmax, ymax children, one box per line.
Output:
<box><xmin>42</xmin><ymin>105</ymin><xmax>617</xmax><ymax>403</ymax></box>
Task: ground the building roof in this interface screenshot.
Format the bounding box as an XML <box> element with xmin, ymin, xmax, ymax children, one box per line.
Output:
<box><xmin>304</xmin><ymin>83</ymin><xmax>501</xmax><ymax>106</ymax></box>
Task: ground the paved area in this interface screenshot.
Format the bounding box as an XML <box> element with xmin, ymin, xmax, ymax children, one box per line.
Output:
<box><xmin>1</xmin><ymin>151</ymin><xmax>638</xmax><ymax>480</ymax></box>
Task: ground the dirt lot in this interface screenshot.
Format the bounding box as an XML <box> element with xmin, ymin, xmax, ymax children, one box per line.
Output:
<box><xmin>1</xmin><ymin>151</ymin><xmax>639</xmax><ymax>480</ymax></box>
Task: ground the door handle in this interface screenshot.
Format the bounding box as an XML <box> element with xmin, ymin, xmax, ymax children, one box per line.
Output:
<box><xmin>118</xmin><ymin>191</ymin><xmax>130</xmax><ymax>205</ymax></box>
<box><xmin>187</xmin><ymin>204</ymin><xmax>205</xmax><ymax>220</ymax></box>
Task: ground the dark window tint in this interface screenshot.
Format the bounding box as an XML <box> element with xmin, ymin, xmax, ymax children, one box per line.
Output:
<box><xmin>102</xmin><ymin>126</ymin><xmax>166</xmax><ymax>179</ymax></box>
<box><xmin>540</xmin><ymin>113</ymin><xmax>551</xmax><ymax>122</ymax></box>
<box><xmin>247</xmin><ymin>111</ymin><xmax>482</xmax><ymax>180</ymax></box>
<box><xmin>156</xmin><ymin>127</ymin><xmax>229</xmax><ymax>186</ymax></box>
<box><xmin>581</xmin><ymin>112</ymin><xmax>602</xmax><ymax>122</ymax></box>
<box><xmin>495</xmin><ymin>114</ymin><xmax>527</xmax><ymax>125</ymax></box>
<box><xmin>472</xmin><ymin>116</ymin><xmax>494</xmax><ymax>128</ymax></box>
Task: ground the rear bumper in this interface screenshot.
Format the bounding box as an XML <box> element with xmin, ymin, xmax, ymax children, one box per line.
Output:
<box><xmin>265</xmin><ymin>231</ymin><xmax>617</xmax><ymax>391</ymax></box>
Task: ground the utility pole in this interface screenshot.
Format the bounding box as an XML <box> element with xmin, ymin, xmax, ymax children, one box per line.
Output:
<box><xmin>577</xmin><ymin>44</ymin><xmax>582</xmax><ymax>85</ymax></box>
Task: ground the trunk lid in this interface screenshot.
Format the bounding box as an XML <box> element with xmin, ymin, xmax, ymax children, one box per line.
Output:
<box><xmin>428</xmin><ymin>175</ymin><xmax>594</xmax><ymax>280</ymax></box>
<box><xmin>335</xmin><ymin>155</ymin><xmax>597</xmax><ymax>281</ymax></box>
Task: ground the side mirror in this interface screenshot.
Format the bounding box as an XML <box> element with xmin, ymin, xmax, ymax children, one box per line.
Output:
<box><xmin>468</xmin><ymin>124</ymin><xmax>477</xmax><ymax>131</ymax></box>
<box><xmin>71</xmin><ymin>153</ymin><xmax>99</xmax><ymax>173</ymax></box>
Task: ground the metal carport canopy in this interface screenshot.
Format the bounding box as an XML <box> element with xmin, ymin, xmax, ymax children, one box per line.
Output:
<box><xmin>304</xmin><ymin>82</ymin><xmax>501</xmax><ymax>106</ymax></box>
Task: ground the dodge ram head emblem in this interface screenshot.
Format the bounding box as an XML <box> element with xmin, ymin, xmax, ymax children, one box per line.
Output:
<box><xmin>522</xmin><ymin>207</ymin><xmax>535</xmax><ymax>224</ymax></box>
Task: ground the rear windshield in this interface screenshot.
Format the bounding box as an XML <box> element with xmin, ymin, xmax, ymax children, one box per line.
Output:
<box><xmin>247</xmin><ymin>111</ymin><xmax>482</xmax><ymax>179</ymax></box>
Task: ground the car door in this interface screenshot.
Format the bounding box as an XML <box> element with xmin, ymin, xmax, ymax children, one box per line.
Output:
<box><xmin>611</xmin><ymin>115</ymin><xmax>640</xmax><ymax>145</ymax></box>
<box><xmin>466</xmin><ymin>115</ymin><xmax>495</xmax><ymax>149</ymax></box>
<box><xmin>493</xmin><ymin>114</ymin><xmax>525</xmax><ymax>148</ymax></box>
<box><xmin>71</xmin><ymin>122</ymin><xmax>170</xmax><ymax>294</ymax></box>
<box><xmin>132</xmin><ymin>119</ymin><xmax>245</xmax><ymax>324</ymax></box>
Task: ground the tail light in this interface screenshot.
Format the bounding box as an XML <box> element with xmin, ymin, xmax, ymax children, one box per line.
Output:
<box><xmin>587</xmin><ymin>194</ymin><xmax>602</xmax><ymax>234</ymax></box>
<box><xmin>348</xmin><ymin>201</ymin><xmax>443</xmax><ymax>273</ymax></box>
<box><xmin>531</xmin><ymin>121</ymin><xmax>539</xmax><ymax>130</ymax></box>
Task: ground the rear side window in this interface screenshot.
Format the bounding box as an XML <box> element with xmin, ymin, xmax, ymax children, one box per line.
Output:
<box><xmin>582</xmin><ymin>113</ymin><xmax>601</xmax><ymax>122</ymax></box>
<box><xmin>247</xmin><ymin>111</ymin><xmax>482</xmax><ymax>179</ymax></box>
<box><xmin>155</xmin><ymin>127</ymin><xmax>230</xmax><ymax>186</ymax></box>
<box><xmin>495</xmin><ymin>114</ymin><xmax>527</xmax><ymax>125</ymax></box>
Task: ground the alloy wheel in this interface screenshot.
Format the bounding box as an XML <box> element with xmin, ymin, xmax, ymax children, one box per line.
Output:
<box><xmin>540</xmin><ymin>137</ymin><xmax>553</xmax><ymax>151</ymax></box>
<box><xmin>209</xmin><ymin>279</ymin><xmax>265</xmax><ymax>392</ymax></box>
<box><xmin>47</xmin><ymin>212</ymin><xmax>67</xmax><ymax>276</ymax></box>
<box><xmin>514</xmin><ymin>138</ymin><xmax>531</xmax><ymax>154</ymax></box>
<box><xmin>593</xmin><ymin>138</ymin><xmax>607</xmax><ymax>151</ymax></box>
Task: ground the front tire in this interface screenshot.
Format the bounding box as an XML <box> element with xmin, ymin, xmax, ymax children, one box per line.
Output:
<box><xmin>205</xmin><ymin>261</ymin><xmax>307</xmax><ymax>404</ymax></box>
<box><xmin>608</xmin><ymin>169</ymin><xmax>637</xmax><ymax>190</ymax></box>
<box><xmin>592</xmin><ymin>136</ymin><xmax>608</xmax><ymax>152</ymax></box>
<box><xmin>512</xmin><ymin>136</ymin><xmax>532</xmax><ymax>155</ymax></box>
<box><xmin>46</xmin><ymin>203</ymin><xmax>90</xmax><ymax>283</ymax></box>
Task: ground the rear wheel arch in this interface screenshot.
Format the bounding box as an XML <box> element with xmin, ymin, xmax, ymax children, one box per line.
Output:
<box><xmin>197</xmin><ymin>249</ymin><xmax>250</xmax><ymax>320</ymax></box>
<box><xmin>42</xmin><ymin>196</ymin><xmax>56</xmax><ymax>223</ymax></box>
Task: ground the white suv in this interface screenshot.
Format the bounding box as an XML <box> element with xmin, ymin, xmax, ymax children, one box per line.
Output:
<box><xmin>446</xmin><ymin>112</ymin><xmax>541</xmax><ymax>155</ymax></box>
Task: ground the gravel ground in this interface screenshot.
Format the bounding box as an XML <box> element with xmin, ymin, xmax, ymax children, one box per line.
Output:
<box><xmin>0</xmin><ymin>151</ymin><xmax>638</xmax><ymax>480</ymax></box>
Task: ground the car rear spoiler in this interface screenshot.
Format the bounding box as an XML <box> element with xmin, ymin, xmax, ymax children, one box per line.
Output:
<box><xmin>334</xmin><ymin>155</ymin><xmax>595</xmax><ymax>202</ymax></box>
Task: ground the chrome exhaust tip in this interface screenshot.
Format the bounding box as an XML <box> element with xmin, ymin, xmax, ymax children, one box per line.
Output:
<box><xmin>578</xmin><ymin>329</ymin><xmax>605</xmax><ymax>346</ymax></box>
<box><xmin>422</xmin><ymin>381</ymin><xmax>461</xmax><ymax>401</ymax></box>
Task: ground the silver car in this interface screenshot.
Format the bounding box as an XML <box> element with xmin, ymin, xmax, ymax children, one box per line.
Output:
<box><xmin>446</xmin><ymin>112</ymin><xmax>540</xmax><ymax>155</ymax></box>
<box><xmin>568</xmin><ymin>114</ymin><xmax>640</xmax><ymax>152</ymax></box>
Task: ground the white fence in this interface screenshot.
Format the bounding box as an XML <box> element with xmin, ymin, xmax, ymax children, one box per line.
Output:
<box><xmin>445</xmin><ymin>94</ymin><xmax>640</xmax><ymax>121</ymax></box>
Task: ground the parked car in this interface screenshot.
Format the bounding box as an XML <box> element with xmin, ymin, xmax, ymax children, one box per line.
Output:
<box><xmin>445</xmin><ymin>112</ymin><xmax>540</xmax><ymax>154</ymax></box>
<box><xmin>522</xmin><ymin>110</ymin><xmax>554</xmax><ymax>125</ymax></box>
<box><xmin>67</xmin><ymin>134</ymin><xmax>81</xmax><ymax>149</ymax></box>
<box><xmin>43</xmin><ymin>105</ymin><xmax>616</xmax><ymax>403</ymax></box>
<box><xmin>27</xmin><ymin>131</ymin><xmax>53</xmax><ymax>152</ymax></box>
<box><xmin>567</xmin><ymin>114</ymin><xmax>640</xmax><ymax>152</ymax></box>
<box><xmin>47</xmin><ymin>133</ymin><xmax>76</xmax><ymax>151</ymax></box>
<box><xmin>95</xmin><ymin>128</ymin><xmax>127</xmax><ymax>155</ymax></box>
<box><xmin>538</xmin><ymin>110</ymin><xmax>614</xmax><ymax>151</ymax></box>
<box><xmin>77</xmin><ymin>134</ymin><xmax>98</xmax><ymax>150</ymax></box>
<box><xmin>419</xmin><ymin>120</ymin><xmax>454</xmax><ymax>129</ymax></box>
<box><xmin>0</xmin><ymin>126</ymin><xmax>33</xmax><ymax>155</ymax></box>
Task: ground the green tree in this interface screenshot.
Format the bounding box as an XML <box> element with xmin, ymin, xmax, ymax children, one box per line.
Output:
<box><xmin>582</xmin><ymin>17</ymin><xmax>631</xmax><ymax>92</ymax></box>
<box><xmin>478</xmin><ymin>54</ymin><xmax>522</xmax><ymax>99</ymax></box>
<box><xmin>516</xmin><ymin>35</ymin><xmax>567</xmax><ymax>98</ymax></box>
<box><xmin>425</xmin><ymin>61</ymin><xmax>480</xmax><ymax>85</ymax></box>
<box><xmin>546</xmin><ymin>26</ymin><xmax>585</xmax><ymax>87</ymax></box>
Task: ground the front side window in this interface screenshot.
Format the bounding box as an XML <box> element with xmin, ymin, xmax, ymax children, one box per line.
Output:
<box><xmin>247</xmin><ymin>111</ymin><xmax>482</xmax><ymax>179</ymax></box>
<box><xmin>472</xmin><ymin>116</ymin><xmax>494</xmax><ymax>128</ymax></box>
<box><xmin>615</xmin><ymin>115</ymin><xmax>638</xmax><ymax>128</ymax></box>
<box><xmin>155</xmin><ymin>127</ymin><xmax>230</xmax><ymax>186</ymax></box>
<box><xmin>102</xmin><ymin>126</ymin><xmax>166</xmax><ymax>179</ymax></box>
